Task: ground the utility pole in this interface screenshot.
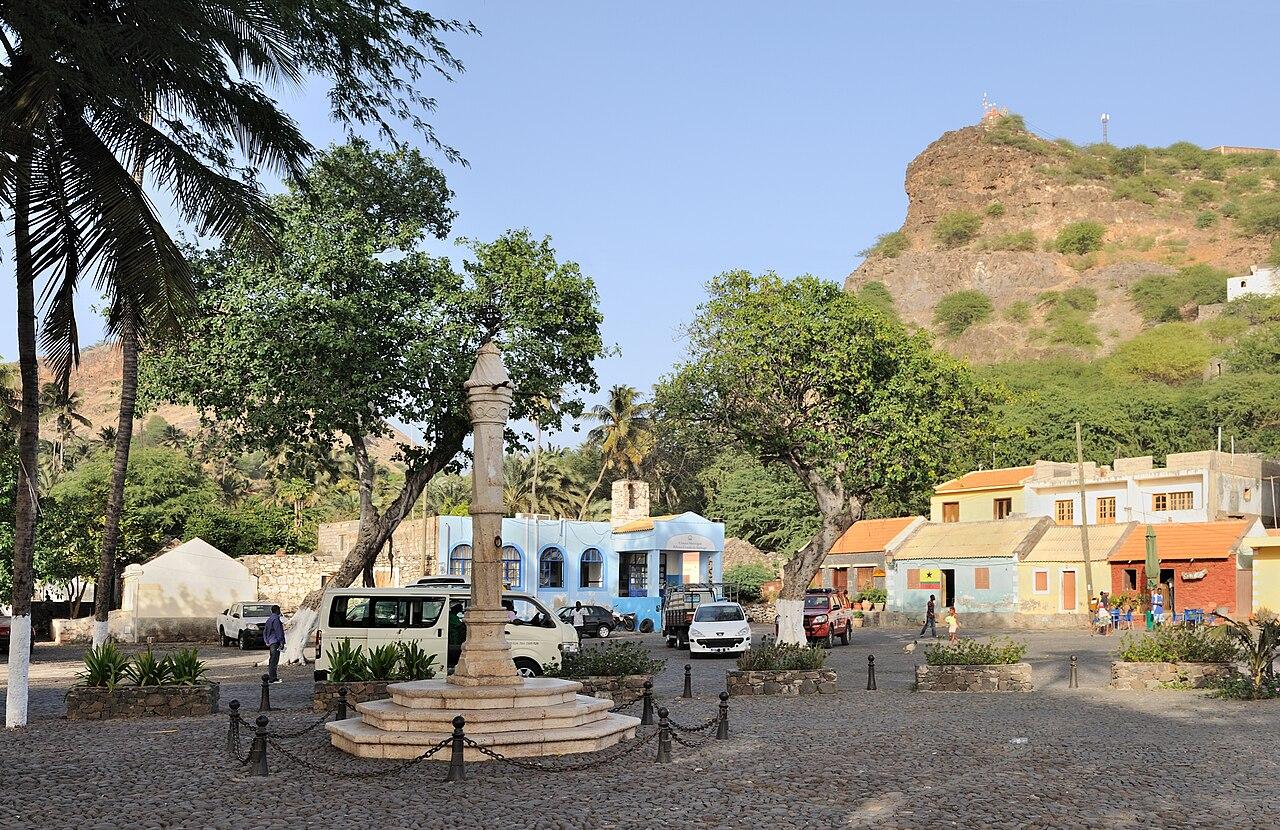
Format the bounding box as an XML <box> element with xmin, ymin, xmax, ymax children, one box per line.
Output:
<box><xmin>1076</xmin><ymin>422</ymin><xmax>1095</xmax><ymax>602</ymax></box>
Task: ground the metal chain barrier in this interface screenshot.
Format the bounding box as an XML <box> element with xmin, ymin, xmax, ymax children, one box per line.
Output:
<box><xmin>265</xmin><ymin>713</ymin><xmax>334</xmax><ymax>739</ymax></box>
<box><xmin>608</xmin><ymin>694</ymin><xmax>642</xmax><ymax>714</ymax></box>
<box><xmin>264</xmin><ymin>735</ymin><xmax>453</xmax><ymax>779</ymax></box>
<box><xmin>666</xmin><ymin>713</ymin><xmax>719</xmax><ymax>734</ymax></box>
<box><xmin>225</xmin><ymin>722</ymin><xmax>255</xmax><ymax>765</ymax></box>
<box><xmin>461</xmin><ymin>727</ymin><xmax>658</xmax><ymax>772</ymax></box>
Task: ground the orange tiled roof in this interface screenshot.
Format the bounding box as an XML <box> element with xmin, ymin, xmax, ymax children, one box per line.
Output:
<box><xmin>1109</xmin><ymin>520</ymin><xmax>1253</xmax><ymax>563</ymax></box>
<box><xmin>830</xmin><ymin>517</ymin><xmax>920</xmax><ymax>555</ymax></box>
<box><xmin>1268</xmin><ymin>528</ymin><xmax>1280</xmax><ymax>537</ymax></box>
<box><xmin>935</xmin><ymin>466</ymin><xmax>1036</xmax><ymax>494</ymax></box>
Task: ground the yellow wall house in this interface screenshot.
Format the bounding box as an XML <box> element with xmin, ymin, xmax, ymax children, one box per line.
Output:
<box><xmin>1019</xmin><ymin>523</ymin><xmax>1135</xmax><ymax>623</ymax></box>
<box><xmin>1246</xmin><ymin>530</ymin><xmax>1280</xmax><ymax>617</ymax></box>
<box><xmin>931</xmin><ymin>466</ymin><xmax>1037</xmax><ymax>523</ymax></box>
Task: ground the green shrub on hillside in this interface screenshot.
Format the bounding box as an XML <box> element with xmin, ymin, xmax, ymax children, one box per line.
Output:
<box><xmin>1182</xmin><ymin>181</ymin><xmax>1219</xmax><ymax>208</ymax></box>
<box><xmin>1195</xmin><ymin>211</ymin><xmax>1217</xmax><ymax>229</ymax></box>
<box><xmin>1221</xmin><ymin>200</ymin><xmax>1242</xmax><ymax>218</ymax></box>
<box><xmin>1107</xmin><ymin>323</ymin><xmax>1214</xmax><ymax>383</ymax></box>
<box><xmin>985</xmin><ymin>201</ymin><xmax>1005</xmax><ymax>217</ymax></box>
<box><xmin>855</xmin><ymin>281</ymin><xmax>897</xmax><ymax>317</ymax></box>
<box><xmin>1110</xmin><ymin>146</ymin><xmax>1147</xmax><ymax>177</ymax></box>
<box><xmin>1066</xmin><ymin>153</ymin><xmax>1111</xmax><ymax>180</ymax></box>
<box><xmin>1226</xmin><ymin>172</ymin><xmax>1263</xmax><ymax>197</ymax></box>
<box><xmin>1239</xmin><ymin>193</ymin><xmax>1280</xmax><ymax>237</ymax></box>
<box><xmin>859</xmin><ymin>230</ymin><xmax>910</xmax><ymax>259</ymax></box>
<box><xmin>1053</xmin><ymin>221</ymin><xmax>1106</xmax><ymax>255</ymax></box>
<box><xmin>725</xmin><ymin>562</ymin><xmax>777</xmax><ymax>603</ymax></box>
<box><xmin>1226</xmin><ymin>324</ymin><xmax>1280</xmax><ymax>373</ymax></box>
<box><xmin>1058</xmin><ymin>286</ymin><xmax>1098</xmax><ymax>313</ymax></box>
<box><xmin>1130</xmin><ymin>263</ymin><xmax>1229</xmax><ymax>323</ymax></box>
<box><xmin>983</xmin><ymin>114</ymin><xmax>1046</xmax><ymax>154</ymax></box>
<box><xmin>1049</xmin><ymin>318</ymin><xmax>1100</xmax><ymax>348</ymax></box>
<box><xmin>1164</xmin><ymin>141</ymin><xmax>1210</xmax><ymax>171</ymax></box>
<box><xmin>977</xmin><ymin>230</ymin><xmax>1037</xmax><ymax>252</ymax></box>
<box><xmin>933</xmin><ymin>290</ymin><xmax>994</xmax><ymax>336</ymax></box>
<box><xmin>933</xmin><ymin>211</ymin><xmax>983</xmax><ymax>247</ymax></box>
<box><xmin>1003</xmin><ymin>301</ymin><xmax>1031</xmax><ymax>324</ymax></box>
<box><xmin>1225</xmin><ymin>294</ymin><xmax>1280</xmax><ymax>325</ymax></box>
<box><xmin>1201</xmin><ymin>156</ymin><xmax>1229</xmax><ymax>181</ymax></box>
<box><xmin>1112</xmin><ymin>174</ymin><xmax>1174</xmax><ymax>205</ymax></box>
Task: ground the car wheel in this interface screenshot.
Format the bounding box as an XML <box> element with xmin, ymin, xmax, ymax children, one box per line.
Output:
<box><xmin>238</xmin><ymin>631</ymin><xmax>249</xmax><ymax>651</ymax></box>
<box><xmin>678</xmin><ymin>631</ymin><xmax>690</xmax><ymax>650</ymax></box>
<box><xmin>824</xmin><ymin>629</ymin><xmax>834</xmax><ymax>649</ymax></box>
<box><xmin>514</xmin><ymin>658</ymin><xmax>542</xmax><ymax>678</ymax></box>
<box><xmin>219</xmin><ymin>627</ymin><xmax>229</xmax><ymax>647</ymax></box>
<box><xmin>840</xmin><ymin>622</ymin><xmax>850</xmax><ymax>646</ymax></box>
<box><xmin>597</xmin><ymin>623</ymin><xmax>611</xmax><ymax>639</ymax></box>
<box><xmin>665</xmin><ymin>636</ymin><xmax>676</xmax><ymax>648</ymax></box>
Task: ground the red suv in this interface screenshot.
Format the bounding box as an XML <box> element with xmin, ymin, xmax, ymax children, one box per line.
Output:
<box><xmin>803</xmin><ymin>589</ymin><xmax>852</xmax><ymax>646</ymax></box>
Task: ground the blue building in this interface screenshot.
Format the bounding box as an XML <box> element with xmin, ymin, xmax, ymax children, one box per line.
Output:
<box><xmin>430</xmin><ymin>482</ymin><xmax>724</xmax><ymax>630</ymax></box>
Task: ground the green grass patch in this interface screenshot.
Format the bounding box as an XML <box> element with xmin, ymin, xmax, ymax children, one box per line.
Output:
<box><xmin>934</xmin><ymin>211</ymin><xmax>983</xmax><ymax>247</ymax></box>
<box><xmin>934</xmin><ymin>290</ymin><xmax>994</xmax><ymax>336</ymax></box>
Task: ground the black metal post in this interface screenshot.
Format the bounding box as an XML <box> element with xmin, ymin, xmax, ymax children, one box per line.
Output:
<box><xmin>640</xmin><ymin>681</ymin><xmax>654</xmax><ymax>726</ymax></box>
<box><xmin>866</xmin><ymin>654</ymin><xmax>877</xmax><ymax>690</ymax></box>
<box><xmin>445</xmin><ymin>715</ymin><xmax>467</xmax><ymax>783</ymax></box>
<box><xmin>656</xmin><ymin>707</ymin><xmax>671</xmax><ymax>763</ymax></box>
<box><xmin>250</xmin><ymin>715</ymin><xmax>269</xmax><ymax>776</ymax></box>
<box><xmin>682</xmin><ymin>664</ymin><xmax>692</xmax><ymax>699</ymax></box>
<box><xmin>259</xmin><ymin>673</ymin><xmax>271</xmax><ymax>712</ymax></box>
<box><xmin>1069</xmin><ymin>655</ymin><xmax>1079</xmax><ymax>689</ymax></box>
<box><xmin>716</xmin><ymin>691</ymin><xmax>729</xmax><ymax>740</ymax></box>
<box><xmin>336</xmin><ymin>685</ymin><xmax>349</xmax><ymax>720</ymax></box>
<box><xmin>226</xmin><ymin>699</ymin><xmax>240</xmax><ymax>755</ymax></box>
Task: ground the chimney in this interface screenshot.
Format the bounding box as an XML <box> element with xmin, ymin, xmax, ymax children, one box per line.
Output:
<box><xmin>610</xmin><ymin>480</ymin><xmax>650</xmax><ymax>528</ymax></box>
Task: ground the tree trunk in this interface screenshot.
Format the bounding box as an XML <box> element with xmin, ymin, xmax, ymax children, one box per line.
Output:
<box><xmin>578</xmin><ymin>462</ymin><xmax>608</xmax><ymax>520</ymax></box>
<box><xmin>93</xmin><ymin>317</ymin><xmax>138</xmax><ymax>646</ymax></box>
<box><xmin>8</xmin><ymin>143</ymin><xmax>38</xmax><ymax>728</ymax></box>
<box><xmin>775</xmin><ymin>470</ymin><xmax>859</xmax><ymax>646</ymax></box>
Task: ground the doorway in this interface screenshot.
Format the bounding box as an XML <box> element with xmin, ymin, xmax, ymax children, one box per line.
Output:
<box><xmin>1159</xmin><ymin>568</ymin><xmax>1176</xmax><ymax>613</ymax></box>
<box><xmin>941</xmin><ymin>569</ymin><xmax>956</xmax><ymax>608</ymax></box>
<box><xmin>1061</xmin><ymin>570</ymin><xmax>1077</xmax><ymax>612</ymax></box>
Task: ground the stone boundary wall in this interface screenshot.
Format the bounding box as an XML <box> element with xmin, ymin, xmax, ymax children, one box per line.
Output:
<box><xmin>313</xmin><ymin>680</ymin><xmax>393</xmax><ymax>713</ymax></box>
<box><xmin>1109</xmin><ymin>660</ymin><xmax>1237</xmax><ymax>690</ymax></box>
<box><xmin>915</xmin><ymin>662</ymin><xmax>1033</xmax><ymax>692</ymax></box>
<box><xmin>573</xmin><ymin>674</ymin><xmax>652</xmax><ymax>704</ymax></box>
<box><xmin>241</xmin><ymin>555</ymin><xmax>343</xmax><ymax>613</ymax></box>
<box><xmin>726</xmin><ymin>669</ymin><xmax>837</xmax><ymax>696</ymax></box>
<box><xmin>883</xmin><ymin>611</ymin><xmax>1092</xmax><ymax>630</ymax></box>
<box><xmin>66</xmin><ymin>683</ymin><xmax>219</xmax><ymax>719</ymax></box>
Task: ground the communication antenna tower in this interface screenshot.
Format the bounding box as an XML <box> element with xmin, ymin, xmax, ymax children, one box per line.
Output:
<box><xmin>1100</xmin><ymin>113</ymin><xmax>1110</xmax><ymax>145</ymax></box>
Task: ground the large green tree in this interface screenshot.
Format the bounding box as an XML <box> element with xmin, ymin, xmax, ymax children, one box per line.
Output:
<box><xmin>146</xmin><ymin>144</ymin><xmax>604</xmax><ymax>655</ymax></box>
<box><xmin>662</xmin><ymin>271</ymin><xmax>998</xmax><ymax>643</ymax></box>
<box><xmin>578</xmin><ymin>385</ymin><xmax>654</xmax><ymax>518</ymax></box>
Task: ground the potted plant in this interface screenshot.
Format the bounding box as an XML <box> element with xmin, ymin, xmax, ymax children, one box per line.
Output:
<box><xmin>851</xmin><ymin>610</ymin><xmax>865</xmax><ymax>628</ymax></box>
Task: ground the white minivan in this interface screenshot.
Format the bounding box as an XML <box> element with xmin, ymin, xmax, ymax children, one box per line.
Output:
<box><xmin>313</xmin><ymin>581</ymin><xmax>579</xmax><ymax>681</ymax></box>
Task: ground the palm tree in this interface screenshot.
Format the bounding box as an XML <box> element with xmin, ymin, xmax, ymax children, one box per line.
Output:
<box><xmin>95</xmin><ymin>425</ymin><xmax>117</xmax><ymax>447</ymax></box>
<box><xmin>158</xmin><ymin>424</ymin><xmax>189</xmax><ymax>453</ymax></box>
<box><xmin>578</xmin><ymin>385</ymin><xmax>655</xmax><ymax>518</ymax></box>
<box><xmin>38</xmin><ymin>382</ymin><xmax>91</xmax><ymax>469</ymax></box>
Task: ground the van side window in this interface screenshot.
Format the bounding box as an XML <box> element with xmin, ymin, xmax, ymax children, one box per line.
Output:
<box><xmin>413</xmin><ymin>598</ymin><xmax>445</xmax><ymax>628</ymax></box>
<box><xmin>330</xmin><ymin>596</ymin><xmax>370</xmax><ymax>628</ymax></box>
<box><xmin>508</xmin><ymin>598</ymin><xmax>553</xmax><ymax>628</ymax></box>
<box><xmin>371</xmin><ymin>598</ymin><xmax>411</xmax><ymax>628</ymax></box>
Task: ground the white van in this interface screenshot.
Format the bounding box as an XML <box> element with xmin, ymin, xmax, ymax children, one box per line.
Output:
<box><xmin>313</xmin><ymin>583</ymin><xmax>579</xmax><ymax>681</ymax></box>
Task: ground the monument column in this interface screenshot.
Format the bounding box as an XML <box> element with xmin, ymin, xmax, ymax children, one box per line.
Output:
<box><xmin>450</xmin><ymin>341</ymin><xmax>520</xmax><ymax>686</ymax></box>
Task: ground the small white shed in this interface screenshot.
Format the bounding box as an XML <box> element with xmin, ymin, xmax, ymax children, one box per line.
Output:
<box><xmin>116</xmin><ymin>538</ymin><xmax>258</xmax><ymax>642</ymax></box>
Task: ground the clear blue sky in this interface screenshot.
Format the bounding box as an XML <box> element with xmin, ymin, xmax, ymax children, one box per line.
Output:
<box><xmin>4</xmin><ymin>1</ymin><xmax>1274</xmax><ymax>443</ymax></box>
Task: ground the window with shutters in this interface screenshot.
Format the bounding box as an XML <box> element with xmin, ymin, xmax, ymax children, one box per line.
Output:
<box><xmin>1055</xmin><ymin>499</ymin><xmax>1074</xmax><ymax>526</ymax></box>
<box><xmin>1096</xmin><ymin>497</ymin><xmax>1116</xmax><ymax>525</ymax></box>
<box><xmin>907</xmin><ymin>568</ymin><xmax>922</xmax><ymax>589</ymax></box>
<box><xmin>942</xmin><ymin>502</ymin><xmax>960</xmax><ymax>523</ymax></box>
<box><xmin>974</xmin><ymin>567</ymin><xmax>990</xmax><ymax>590</ymax></box>
<box><xmin>993</xmin><ymin>498</ymin><xmax>1013</xmax><ymax>519</ymax></box>
<box><xmin>1033</xmin><ymin>569</ymin><xmax>1049</xmax><ymax>593</ymax></box>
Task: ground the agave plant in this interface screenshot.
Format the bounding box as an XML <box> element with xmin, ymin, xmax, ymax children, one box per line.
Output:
<box><xmin>124</xmin><ymin>648</ymin><xmax>173</xmax><ymax>687</ymax></box>
<box><xmin>1215</xmin><ymin>613</ymin><xmax>1277</xmax><ymax>698</ymax></box>
<box><xmin>325</xmin><ymin>640</ymin><xmax>370</xmax><ymax>683</ymax></box>
<box><xmin>78</xmin><ymin>643</ymin><xmax>128</xmax><ymax>688</ymax></box>
<box><xmin>167</xmin><ymin>648</ymin><xmax>208</xmax><ymax>685</ymax></box>
<box><xmin>398</xmin><ymin>642</ymin><xmax>439</xmax><ymax>681</ymax></box>
<box><xmin>366</xmin><ymin>643</ymin><xmax>402</xmax><ymax>681</ymax></box>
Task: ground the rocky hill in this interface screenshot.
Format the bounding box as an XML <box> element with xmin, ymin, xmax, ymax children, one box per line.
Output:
<box><xmin>845</xmin><ymin>117</ymin><xmax>1277</xmax><ymax>362</ymax></box>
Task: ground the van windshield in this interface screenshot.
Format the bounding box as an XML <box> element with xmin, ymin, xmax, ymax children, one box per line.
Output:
<box><xmin>694</xmin><ymin>605</ymin><xmax>744</xmax><ymax>623</ymax></box>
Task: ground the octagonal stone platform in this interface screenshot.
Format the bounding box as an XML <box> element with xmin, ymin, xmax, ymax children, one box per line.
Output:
<box><xmin>326</xmin><ymin>677</ymin><xmax>640</xmax><ymax>761</ymax></box>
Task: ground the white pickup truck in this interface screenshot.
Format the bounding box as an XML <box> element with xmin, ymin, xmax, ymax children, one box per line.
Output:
<box><xmin>217</xmin><ymin>602</ymin><xmax>277</xmax><ymax>650</ymax></box>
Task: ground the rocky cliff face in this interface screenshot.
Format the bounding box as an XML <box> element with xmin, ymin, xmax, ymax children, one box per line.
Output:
<box><xmin>845</xmin><ymin>124</ymin><xmax>1271</xmax><ymax>361</ymax></box>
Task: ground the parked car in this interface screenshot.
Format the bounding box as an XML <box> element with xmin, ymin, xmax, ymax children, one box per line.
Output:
<box><xmin>804</xmin><ymin>589</ymin><xmax>853</xmax><ymax>647</ymax></box>
<box><xmin>688</xmin><ymin>601</ymin><xmax>752</xmax><ymax>657</ymax></box>
<box><xmin>661</xmin><ymin>582</ymin><xmax>737</xmax><ymax>649</ymax></box>
<box><xmin>217</xmin><ymin>602</ymin><xmax>276</xmax><ymax>650</ymax></box>
<box><xmin>557</xmin><ymin>604</ymin><xmax>616</xmax><ymax>638</ymax></box>
<box><xmin>0</xmin><ymin>616</ymin><xmax>10</xmax><ymax>653</ymax></box>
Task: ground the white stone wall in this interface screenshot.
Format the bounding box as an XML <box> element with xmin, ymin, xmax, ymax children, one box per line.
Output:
<box><xmin>1227</xmin><ymin>268</ymin><xmax>1279</xmax><ymax>302</ymax></box>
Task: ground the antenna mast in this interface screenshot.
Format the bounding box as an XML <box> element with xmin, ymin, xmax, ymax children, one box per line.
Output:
<box><xmin>1100</xmin><ymin>113</ymin><xmax>1111</xmax><ymax>145</ymax></box>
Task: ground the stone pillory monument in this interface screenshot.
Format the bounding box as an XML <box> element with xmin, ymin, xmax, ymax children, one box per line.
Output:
<box><xmin>327</xmin><ymin>343</ymin><xmax>640</xmax><ymax>759</ymax></box>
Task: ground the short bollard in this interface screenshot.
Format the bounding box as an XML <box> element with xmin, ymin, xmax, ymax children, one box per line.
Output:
<box><xmin>656</xmin><ymin>707</ymin><xmax>672</xmax><ymax>763</ymax></box>
<box><xmin>866</xmin><ymin>654</ymin><xmax>877</xmax><ymax>691</ymax></box>
<box><xmin>640</xmin><ymin>681</ymin><xmax>655</xmax><ymax>726</ymax></box>
<box><xmin>682</xmin><ymin>664</ymin><xmax>693</xmax><ymax>699</ymax></box>
<box><xmin>250</xmin><ymin>715</ymin><xmax>269</xmax><ymax>777</ymax></box>
<box><xmin>716</xmin><ymin>691</ymin><xmax>729</xmax><ymax>740</ymax></box>
<box><xmin>336</xmin><ymin>686</ymin><xmax>349</xmax><ymax>720</ymax></box>
<box><xmin>1069</xmin><ymin>655</ymin><xmax>1079</xmax><ymax>689</ymax></box>
<box><xmin>226</xmin><ymin>699</ymin><xmax>241</xmax><ymax>755</ymax></box>
<box><xmin>446</xmin><ymin>715</ymin><xmax>467</xmax><ymax>783</ymax></box>
<box><xmin>259</xmin><ymin>673</ymin><xmax>271</xmax><ymax>712</ymax></box>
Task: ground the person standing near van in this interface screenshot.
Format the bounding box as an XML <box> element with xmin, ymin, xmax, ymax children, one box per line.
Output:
<box><xmin>263</xmin><ymin>605</ymin><xmax>285</xmax><ymax>684</ymax></box>
<box><xmin>571</xmin><ymin>602</ymin><xmax>586</xmax><ymax>638</ymax></box>
<box><xmin>920</xmin><ymin>595</ymin><xmax>937</xmax><ymax>639</ymax></box>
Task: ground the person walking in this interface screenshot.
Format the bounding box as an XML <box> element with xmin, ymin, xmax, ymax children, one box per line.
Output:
<box><xmin>920</xmin><ymin>594</ymin><xmax>938</xmax><ymax>639</ymax></box>
<box><xmin>263</xmin><ymin>605</ymin><xmax>285</xmax><ymax>684</ymax></box>
<box><xmin>571</xmin><ymin>601</ymin><xmax>587</xmax><ymax>638</ymax></box>
<box><xmin>944</xmin><ymin>606</ymin><xmax>960</xmax><ymax>643</ymax></box>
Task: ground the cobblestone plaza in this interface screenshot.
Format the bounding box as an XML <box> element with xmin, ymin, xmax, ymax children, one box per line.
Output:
<box><xmin>3</xmin><ymin>627</ymin><xmax>1278</xmax><ymax>830</ymax></box>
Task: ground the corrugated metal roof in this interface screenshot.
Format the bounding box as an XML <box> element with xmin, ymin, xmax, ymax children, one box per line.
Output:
<box><xmin>1023</xmin><ymin>524</ymin><xmax>1135</xmax><ymax>563</ymax></box>
<box><xmin>935</xmin><ymin>466</ymin><xmax>1035</xmax><ymax>494</ymax></box>
<box><xmin>830</xmin><ymin>517</ymin><xmax>920</xmax><ymax>554</ymax></box>
<box><xmin>1109</xmin><ymin>520</ymin><xmax>1252</xmax><ymax>563</ymax></box>
<box><xmin>891</xmin><ymin>517</ymin><xmax>1050</xmax><ymax>561</ymax></box>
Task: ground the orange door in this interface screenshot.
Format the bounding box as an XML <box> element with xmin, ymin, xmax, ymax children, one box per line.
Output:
<box><xmin>1062</xmin><ymin>570</ymin><xmax>1077</xmax><ymax>612</ymax></box>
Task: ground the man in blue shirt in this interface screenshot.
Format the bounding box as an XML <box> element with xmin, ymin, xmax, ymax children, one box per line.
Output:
<box><xmin>264</xmin><ymin>605</ymin><xmax>286</xmax><ymax>683</ymax></box>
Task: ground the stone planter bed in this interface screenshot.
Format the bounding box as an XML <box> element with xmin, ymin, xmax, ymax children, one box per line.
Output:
<box><xmin>726</xmin><ymin>669</ymin><xmax>837</xmax><ymax>696</ymax></box>
<box><xmin>915</xmin><ymin>663</ymin><xmax>1033</xmax><ymax>692</ymax></box>
<box><xmin>313</xmin><ymin>680</ymin><xmax>393</xmax><ymax>713</ymax></box>
<box><xmin>66</xmin><ymin>682</ymin><xmax>219</xmax><ymax>720</ymax></box>
<box><xmin>1109</xmin><ymin>661</ymin><xmax>1238</xmax><ymax>690</ymax></box>
<box><xmin>573</xmin><ymin>674</ymin><xmax>653</xmax><ymax>704</ymax></box>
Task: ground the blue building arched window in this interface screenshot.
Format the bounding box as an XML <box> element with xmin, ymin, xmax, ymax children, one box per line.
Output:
<box><xmin>579</xmin><ymin>548</ymin><xmax>604</xmax><ymax>589</ymax></box>
<box><xmin>502</xmin><ymin>545</ymin><xmax>523</xmax><ymax>587</ymax></box>
<box><xmin>448</xmin><ymin>544</ymin><xmax>472</xmax><ymax>579</ymax></box>
<box><xmin>539</xmin><ymin>547</ymin><xmax>564</xmax><ymax>588</ymax></box>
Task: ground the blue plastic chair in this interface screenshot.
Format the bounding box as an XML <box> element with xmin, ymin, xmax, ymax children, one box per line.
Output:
<box><xmin>1110</xmin><ymin>609</ymin><xmax>1122</xmax><ymax>629</ymax></box>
